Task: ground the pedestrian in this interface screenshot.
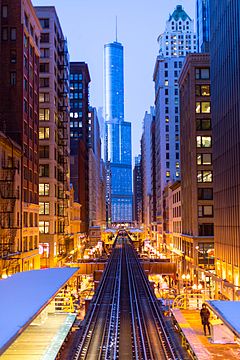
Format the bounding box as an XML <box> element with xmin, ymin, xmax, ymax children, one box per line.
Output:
<box><xmin>200</xmin><ymin>303</ymin><xmax>211</xmax><ymax>336</ymax></box>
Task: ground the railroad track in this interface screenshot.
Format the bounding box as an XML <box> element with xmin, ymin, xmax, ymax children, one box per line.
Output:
<box><xmin>71</xmin><ymin>235</ymin><xmax>187</xmax><ymax>360</ymax></box>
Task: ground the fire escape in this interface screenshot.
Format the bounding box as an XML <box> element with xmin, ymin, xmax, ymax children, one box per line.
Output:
<box><xmin>0</xmin><ymin>157</ymin><xmax>20</xmax><ymax>274</ymax></box>
<box><xmin>57</xmin><ymin>38</ymin><xmax>71</xmax><ymax>258</ymax></box>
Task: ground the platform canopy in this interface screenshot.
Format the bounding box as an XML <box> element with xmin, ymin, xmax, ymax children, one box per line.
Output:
<box><xmin>207</xmin><ymin>300</ymin><xmax>240</xmax><ymax>337</ymax></box>
<box><xmin>0</xmin><ymin>267</ymin><xmax>79</xmax><ymax>354</ymax></box>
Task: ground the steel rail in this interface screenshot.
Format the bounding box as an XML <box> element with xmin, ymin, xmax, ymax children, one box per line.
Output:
<box><xmin>129</xmin><ymin>242</ymin><xmax>181</xmax><ymax>360</ymax></box>
<box><xmin>73</xmin><ymin>245</ymin><xmax>120</xmax><ymax>359</ymax></box>
<box><xmin>126</xmin><ymin>241</ymin><xmax>158</xmax><ymax>359</ymax></box>
<box><xmin>104</xmin><ymin>239</ymin><xmax>122</xmax><ymax>359</ymax></box>
<box><xmin>125</xmin><ymin>240</ymin><xmax>146</xmax><ymax>359</ymax></box>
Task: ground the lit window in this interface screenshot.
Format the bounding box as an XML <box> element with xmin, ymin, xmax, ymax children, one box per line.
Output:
<box><xmin>39</xmin><ymin>127</ymin><xmax>50</xmax><ymax>139</ymax></box>
<box><xmin>166</xmin><ymin>171</ymin><xmax>170</xmax><ymax>177</ymax></box>
<box><xmin>39</xmin><ymin>183</ymin><xmax>49</xmax><ymax>196</ymax></box>
<box><xmin>196</xmin><ymin>136</ymin><xmax>211</xmax><ymax>148</ymax></box>
<box><xmin>197</xmin><ymin>170</ymin><xmax>213</xmax><ymax>182</ymax></box>
<box><xmin>39</xmin><ymin>202</ymin><xmax>50</xmax><ymax>215</ymax></box>
<box><xmin>39</xmin><ymin>108</ymin><xmax>50</xmax><ymax>121</ymax></box>
<box><xmin>39</xmin><ymin>221</ymin><xmax>50</xmax><ymax>234</ymax></box>
<box><xmin>165</xmin><ymin>80</ymin><xmax>169</xmax><ymax>86</ymax></box>
<box><xmin>196</xmin><ymin>102</ymin><xmax>201</xmax><ymax>113</ymax></box>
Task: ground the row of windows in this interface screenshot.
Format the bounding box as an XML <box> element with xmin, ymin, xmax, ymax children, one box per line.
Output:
<box><xmin>70</xmin><ymin>73</ymin><xmax>83</xmax><ymax>81</ymax></box>
<box><xmin>69</xmin><ymin>93</ymin><xmax>83</xmax><ymax>99</ymax></box>
<box><xmin>173</xmin><ymin>205</ymin><xmax>181</xmax><ymax>217</ymax></box>
<box><xmin>166</xmin><ymin>170</ymin><xmax>180</xmax><ymax>178</ymax></box>
<box><xmin>70</xmin><ymin>112</ymin><xmax>83</xmax><ymax>118</ymax></box>
<box><xmin>70</xmin><ymin>121</ymin><xmax>82</xmax><ymax>128</ymax></box>
<box><xmin>23</xmin><ymin>211</ymin><xmax>38</xmax><ymax>227</ymax></box>
<box><xmin>70</xmin><ymin>83</ymin><xmax>83</xmax><ymax>90</ymax></box>
<box><xmin>1</xmin><ymin>27</ymin><xmax>17</xmax><ymax>41</ymax></box>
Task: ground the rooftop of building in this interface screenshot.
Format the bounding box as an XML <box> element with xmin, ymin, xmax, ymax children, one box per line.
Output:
<box><xmin>169</xmin><ymin>5</ymin><xmax>192</xmax><ymax>22</ymax></box>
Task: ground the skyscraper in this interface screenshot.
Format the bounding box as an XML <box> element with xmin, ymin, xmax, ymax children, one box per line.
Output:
<box><xmin>196</xmin><ymin>0</ymin><xmax>210</xmax><ymax>52</ymax></box>
<box><xmin>35</xmin><ymin>6</ymin><xmax>70</xmax><ymax>267</ymax></box>
<box><xmin>69</xmin><ymin>62</ymin><xmax>91</xmax><ymax>233</ymax></box>
<box><xmin>153</xmin><ymin>5</ymin><xmax>196</xmax><ymax>244</ymax></box>
<box><xmin>0</xmin><ymin>0</ymin><xmax>41</xmax><ymax>272</ymax></box>
<box><xmin>104</xmin><ymin>41</ymin><xmax>132</xmax><ymax>223</ymax></box>
<box><xmin>210</xmin><ymin>0</ymin><xmax>240</xmax><ymax>298</ymax></box>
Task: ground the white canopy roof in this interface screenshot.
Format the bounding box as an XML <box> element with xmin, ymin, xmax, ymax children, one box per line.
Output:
<box><xmin>207</xmin><ymin>300</ymin><xmax>240</xmax><ymax>337</ymax></box>
<box><xmin>0</xmin><ymin>267</ymin><xmax>79</xmax><ymax>354</ymax></box>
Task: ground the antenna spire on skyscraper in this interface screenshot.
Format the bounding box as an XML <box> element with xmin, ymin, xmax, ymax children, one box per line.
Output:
<box><xmin>116</xmin><ymin>16</ymin><xmax>118</xmax><ymax>42</ymax></box>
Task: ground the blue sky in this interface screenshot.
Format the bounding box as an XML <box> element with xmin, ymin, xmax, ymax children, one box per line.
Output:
<box><xmin>33</xmin><ymin>0</ymin><xmax>195</xmax><ymax>157</ymax></box>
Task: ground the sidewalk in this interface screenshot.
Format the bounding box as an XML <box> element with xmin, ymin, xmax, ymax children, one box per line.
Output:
<box><xmin>175</xmin><ymin>309</ymin><xmax>240</xmax><ymax>359</ymax></box>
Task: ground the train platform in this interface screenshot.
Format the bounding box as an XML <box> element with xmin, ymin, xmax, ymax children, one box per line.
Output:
<box><xmin>172</xmin><ymin>308</ymin><xmax>240</xmax><ymax>359</ymax></box>
<box><xmin>0</xmin><ymin>268</ymin><xmax>79</xmax><ymax>359</ymax></box>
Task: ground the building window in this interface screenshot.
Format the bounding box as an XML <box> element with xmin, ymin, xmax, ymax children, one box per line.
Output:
<box><xmin>39</xmin><ymin>18</ymin><xmax>49</xmax><ymax>29</ymax></box>
<box><xmin>40</xmin><ymin>33</ymin><xmax>49</xmax><ymax>43</ymax></box>
<box><xmin>196</xmin><ymin>136</ymin><xmax>211</xmax><ymax>148</ymax></box>
<box><xmin>24</xmin><ymin>99</ymin><xmax>28</xmax><ymax>113</ymax></box>
<box><xmin>39</xmin><ymin>145</ymin><xmax>49</xmax><ymax>158</ymax></box>
<box><xmin>198</xmin><ymin>205</ymin><xmax>213</xmax><ymax>217</ymax></box>
<box><xmin>195</xmin><ymin>68</ymin><xmax>210</xmax><ymax>80</ymax></box>
<box><xmin>10</xmin><ymin>72</ymin><xmax>16</xmax><ymax>86</ymax></box>
<box><xmin>198</xmin><ymin>224</ymin><xmax>214</xmax><ymax>236</ymax></box>
<box><xmin>39</xmin><ymin>183</ymin><xmax>50</xmax><ymax>196</ymax></box>
<box><xmin>197</xmin><ymin>153</ymin><xmax>212</xmax><ymax>165</ymax></box>
<box><xmin>2</xmin><ymin>5</ymin><xmax>8</xmax><ymax>18</ymax></box>
<box><xmin>39</xmin><ymin>202</ymin><xmax>50</xmax><ymax>215</ymax></box>
<box><xmin>197</xmin><ymin>170</ymin><xmax>213</xmax><ymax>183</ymax></box>
<box><xmin>39</xmin><ymin>93</ymin><xmax>50</xmax><ymax>103</ymax></box>
<box><xmin>39</xmin><ymin>108</ymin><xmax>50</xmax><ymax>121</ymax></box>
<box><xmin>196</xmin><ymin>101</ymin><xmax>211</xmax><ymax>113</ymax></box>
<box><xmin>196</xmin><ymin>85</ymin><xmax>210</xmax><ymax>97</ymax></box>
<box><xmin>2</xmin><ymin>27</ymin><xmax>8</xmax><ymax>40</ymax></box>
<box><xmin>196</xmin><ymin>119</ymin><xmax>211</xmax><ymax>130</ymax></box>
<box><xmin>10</xmin><ymin>28</ymin><xmax>16</xmax><ymax>41</ymax></box>
<box><xmin>39</xmin><ymin>127</ymin><xmax>50</xmax><ymax>139</ymax></box>
<box><xmin>40</xmin><ymin>77</ymin><xmax>49</xmax><ymax>87</ymax></box>
<box><xmin>39</xmin><ymin>164</ymin><xmax>49</xmax><ymax>177</ymax></box>
<box><xmin>40</xmin><ymin>63</ymin><xmax>49</xmax><ymax>73</ymax></box>
<box><xmin>10</xmin><ymin>49</ymin><xmax>17</xmax><ymax>63</ymax></box>
<box><xmin>39</xmin><ymin>221</ymin><xmax>50</xmax><ymax>234</ymax></box>
<box><xmin>166</xmin><ymin>171</ymin><xmax>170</xmax><ymax>178</ymax></box>
<box><xmin>40</xmin><ymin>48</ymin><xmax>50</xmax><ymax>58</ymax></box>
<box><xmin>198</xmin><ymin>188</ymin><xmax>213</xmax><ymax>200</ymax></box>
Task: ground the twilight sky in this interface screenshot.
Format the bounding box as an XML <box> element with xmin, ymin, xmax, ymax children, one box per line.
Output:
<box><xmin>33</xmin><ymin>0</ymin><xmax>195</xmax><ymax>158</ymax></box>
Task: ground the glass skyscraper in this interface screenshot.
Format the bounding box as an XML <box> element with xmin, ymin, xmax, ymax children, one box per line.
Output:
<box><xmin>104</xmin><ymin>41</ymin><xmax>133</xmax><ymax>223</ymax></box>
<box><xmin>196</xmin><ymin>0</ymin><xmax>210</xmax><ymax>52</ymax></box>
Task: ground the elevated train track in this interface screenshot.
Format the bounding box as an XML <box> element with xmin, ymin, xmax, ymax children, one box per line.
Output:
<box><xmin>72</xmin><ymin>234</ymin><xmax>188</xmax><ymax>359</ymax></box>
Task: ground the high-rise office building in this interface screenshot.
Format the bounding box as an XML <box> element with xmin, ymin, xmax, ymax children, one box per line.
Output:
<box><xmin>210</xmin><ymin>0</ymin><xmax>240</xmax><ymax>298</ymax></box>
<box><xmin>104</xmin><ymin>41</ymin><xmax>132</xmax><ymax>223</ymax></box>
<box><xmin>141</xmin><ymin>107</ymin><xmax>155</xmax><ymax>230</ymax></box>
<box><xmin>0</xmin><ymin>0</ymin><xmax>41</xmax><ymax>273</ymax></box>
<box><xmin>153</xmin><ymin>5</ymin><xmax>196</xmax><ymax>244</ymax></box>
<box><xmin>70</xmin><ymin>62</ymin><xmax>91</xmax><ymax>233</ymax></box>
<box><xmin>35</xmin><ymin>6</ymin><xmax>70</xmax><ymax>267</ymax></box>
<box><xmin>179</xmin><ymin>53</ymin><xmax>214</xmax><ymax>279</ymax></box>
<box><xmin>196</xmin><ymin>0</ymin><xmax>210</xmax><ymax>53</ymax></box>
